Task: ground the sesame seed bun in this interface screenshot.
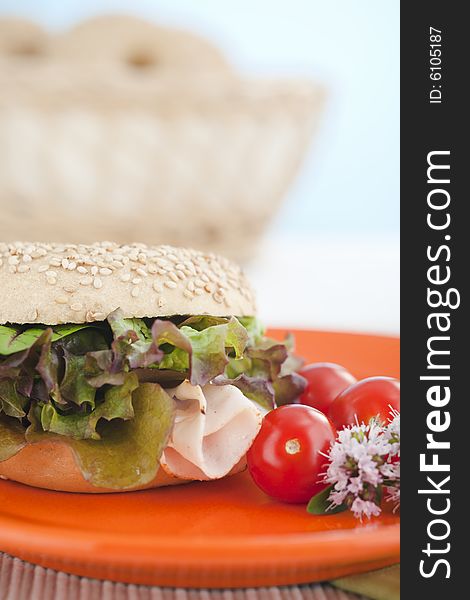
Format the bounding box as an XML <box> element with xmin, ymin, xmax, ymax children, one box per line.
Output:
<box><xmin>0</xmin><ymin>438</ymin><xmax>246</xmax><ymax>493</ymax></box>
<box><xmin>0</xmin><ymin>242</ymin><xmax>256</xmax><ymax>325</ymax></box>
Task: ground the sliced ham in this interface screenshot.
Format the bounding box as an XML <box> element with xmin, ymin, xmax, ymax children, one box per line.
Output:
<box><xmin>160</xmin><ymin>381</ymin><xmax>262</xmax><ymax>480</ymax></box>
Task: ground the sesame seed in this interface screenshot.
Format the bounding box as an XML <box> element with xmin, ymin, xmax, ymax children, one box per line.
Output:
<box><xmin>93</xmin><ymin>277</ymin><xmax>103</xmax><ymax>289</ymax></box>
<box><xmin>100</xmin><ymin>268</ymin><xmax>112</xmax><ymax>276</ymax></box>
<box><xmin>17</xmin><ymin>265</ymin><xmax>30</xmax><ymax>273</ymax></box>
<box><xmin>121</xmin><ymin>273</ymin><xmax>131</xmax><ymax>282</ymax></box>
<box><xmin>23</xmin><ymin>254</ymin><xmax>32</xmax><ymax>263</ymax></box>
<box><xmin>187</xmin><ymin>281</ymin><xmax>195</xmax><ymax>292</ymax></box>
<box><xmin>147</xmin><ymin>265</ymin><xmax>159</xmax><ymax>274</ymax></box>
<box><xmin>55</xmin><ymin>296</ymin><xmax>68</xmax><ymax>304</ymax></box>
<box><xmin>67</xmin><ymin>261</ymin><xmax>77</xmax><ymax>271</ymax></box>
<box><xmin>164</xmin><ymin>280</ymin><xmax>177</xmax><ymax>289</ymax></box>
<box><xmin>70</xmin><ymin>303</ymin><xmax>83</xmax><ymax>311</ymax></box>
<box><xmin>91</xmin><ymin>266</ymin><xmax>98</xmax><ymax>276</ymax></box>
<box><xmin>77</xmin><ymin>266</ymin><xmax>88</xmax><ymax>274</ymax></box>
<box><xmin>194</xmin><ymin>278</ymin><xmax>205</xmax><ymax>288</ymax></box>
<box><xmin>176</xmin><ymin>270</ymin><xmax>186</xmax><ymax>280</ymax></box>
<box><xmin>63</xmin><ymin>286</ymin><xmax>76</xmax><ymax>294</ymax></box>
<box><xmin>45</xmin><ymin>270</ymin><xmax>57</xmax><ymax>278</ymax></box>
<box><xmin>132</xmin><ymin>277</ymin><xmax>142</xmax><ymax>285</ymax></box>
<box><xmin>131</xmin><ymin>287</ymin><xmax>140</xmax><ymax>298</ymax></box>
<box><xmin>153</xmin><ymin>281</ymin><xmax>163</xmax><ymax>292</ymax></box>
<box><xmin>61</xmin><ymin>259</ymin><xmax>69</xmax><ymax>269</ymax></box>
<box><xmin>169</xmin><ymin>271</ymin><xmax>179</xmax><ymax>283</ymax></box>
<box><xmin>183</xmin><ymin>289</ymin><xmax>194</xmax><ymax>299</ymax></box>
<box><xmin>49</xmin><ymin>259</ymin><xmax>61</xmax><ymax>267</ymax></box>
<box><xmin>28</xmin><ymin>309</ymin><xmax>38</xmax><ymax>321</ymax></box>
<box><xmin>213</xmin><ymin>292</ymin><xmax>224</xmax><ymax>303</ymax></box>
<box><xmin>8</xmin><ymin>256</ymin><xmax>19</xmax><ymax>266</ymax></box>
<box><xmin>136</xmin><ymin>267</ymin><xmax>148</xmax><ymax>277</ymax></box>
<box><xmin>79</xmin><ymin>276</ymin><xmax>93</xmax><ymax>286</ymax></box>
<box><xmin>194</xmin><ymin>288</ymin><xmax>204</xmax><ymax>296</ymax></box>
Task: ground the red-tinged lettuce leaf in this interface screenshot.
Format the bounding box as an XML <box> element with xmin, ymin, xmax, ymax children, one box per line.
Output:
<box><xmin>40</xmin><ymin>373</ymin><xmax>138</xmax><ymax>440</ymax></box>
<box><xmin>0</xmin><ymin>349</ymin><xmax>29</xmax><ymax>379</ymax></box>
<box><xmin>180</xmin><ymin>317</ymin><xmax>248</xmax><ymax>386</ymax></box>
<box><xmin>0</xmin><ymin>328</ymin><xmax>64</xmax><ymax>406</ymax></box>
<box><xmin>111</xmin><ymin>336</ymin><xmax>162</xmax><ymax>370</ymax></box>
<box><xmin>84</xmin><ymin>350</ymin><xmax>126</xmax><ymax>388</ymax></box>
<box><xmin>36</xmin><ymin>329</ymin><xmax>61</xmax><ymax>403</ymax></box>
<box><xmin>246</xmin><ymin>344</ymin><xmax>289</xmax><ymax>379</ymax></box>
<box><xmin>225</xmin><ymin>337</ymin><xmax>306</xmax><ymax>406</ymax></box>
<box><xmin>26</xmin><ymin>382</ymin><xmax>175</xmax><ymax>490</ymax></box>
<box><xmin>0</xmin><ymin>415</ymin><xmax>26</xmax><ymax>461</ymax></box>
<box><xmin>107</xmin><ymin>310</ymin><xmax>163</xmax><ymax>370</ymax></box>
<box><xmin>0</xmin><ymin>380</ymin><xmax>29</xmax><ymax>418</ymax></box>
<box><xmin>212</xmin><ymin>373</ymin><xmax>275</xmax><ymax>410</ymax></box>
<box><xmin>273</xmin><ymin>373</ymin><xmax>308</xmax><ymax>406</ymax></box>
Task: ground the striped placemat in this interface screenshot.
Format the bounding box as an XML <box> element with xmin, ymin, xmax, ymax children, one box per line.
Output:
<box><xmin>0</xmin><ymin>554</ymin><xmax>363</xmax><ymax>600</ymax></box>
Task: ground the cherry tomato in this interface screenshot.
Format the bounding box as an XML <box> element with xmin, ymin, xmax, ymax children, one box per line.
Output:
<box><xmin>328</xmin><ymin>376</ymin><xmax>400</xmax><ymax>429</ymax></box>
<box><xmin>298</xmin><ymin>362</ymin><xmax>357</xmax><ymax>415</ymax></box>
<box><xmin>247</xmin><ymin>404</ymin><xmax>336</xmax><ymax>503</ymax></box>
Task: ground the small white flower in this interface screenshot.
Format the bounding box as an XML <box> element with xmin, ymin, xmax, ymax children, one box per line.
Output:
<box><xmin>351</xmin><ymin>497</ymin><xmax>382</xmax><ymax>519</ymax></box>
<box><xmin>321</xmin><ymin>413</ymin><xmax>400</xmax><ymax>520</ymax></box>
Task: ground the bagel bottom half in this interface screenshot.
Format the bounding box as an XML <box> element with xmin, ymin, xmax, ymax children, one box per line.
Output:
<box><xmin>0</xmin><ymin>440</ymin><xmax>245</xmax><ymax>493</ymax></box>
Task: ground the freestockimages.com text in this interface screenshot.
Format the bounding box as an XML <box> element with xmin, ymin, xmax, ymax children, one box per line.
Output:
<box><xmin>418</xmin><ymin>150</ymin><xmax>458</xmax><ymax>580</ymax></box>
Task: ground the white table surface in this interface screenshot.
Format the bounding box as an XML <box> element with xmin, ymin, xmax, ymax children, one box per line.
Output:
<box><xmin>246</xmin><ymin>234</ymin><xmax>399</xmax><ymax>336</ymax></box>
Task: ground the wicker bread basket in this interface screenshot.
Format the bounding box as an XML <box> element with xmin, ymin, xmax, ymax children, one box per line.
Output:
<box><xmin>0</xmin><ymin>16</ymin><xmax>323</xmax><ymax>260</ymax></box>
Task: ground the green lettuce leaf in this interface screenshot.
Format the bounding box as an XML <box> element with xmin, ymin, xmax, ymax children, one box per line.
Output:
<box><xmin>180</xmin><ymin>317</ymin><xmax>248</xmax><ymax>386</ymax></box>
<box><xmin>60</xmin><ymin>351</ymin><xmax>97</xmax><ymax>408</ymax></box>
<box><xmin>107</xmin><ymin>310</ymin><xmax>152</xmax><ymax>341</ymax></box>
<box><xmin>1</xmin><ymin>311</ymin><xmax>305</xmax><ymax>453</ymax></box>
<box><xmin>26</xmin><ymin>382</ymin><xmax>175</xmax><ymax>490</ymax></box>
<box><xmin>0</xmin><ymin>414</ymin><xmax>26</xmax><ymax>461</ymax></box>
<box><xmin>238</xmin><ymin>316</ymin><xmax>266</xmax><ymax>345</ymax></box>
<box><xmin>40</xmin><ymin>372</ymin><xmax>138</xmax><ymax>440</ymax></box>
<box><xmin>0</xmin><ymin>380</ymin><xmax>29</xmax><ymax>418</ymax></box>
<box><xmin>0</xmin><ymin>323</ymin><xmax>93</xmax><ymax>356</ymax></box>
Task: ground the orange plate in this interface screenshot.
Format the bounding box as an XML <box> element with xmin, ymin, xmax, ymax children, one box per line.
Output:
<box><xmin>0</xmin><ymin>329</ymin><xmax>400</xmax><ymax>588</ymax></box>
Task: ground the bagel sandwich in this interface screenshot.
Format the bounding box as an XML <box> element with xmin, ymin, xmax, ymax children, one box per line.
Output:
<box><xmin>0</xmin><ymin>242</ymin><xmax>305</xmax><ymax>493</ymax></box>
